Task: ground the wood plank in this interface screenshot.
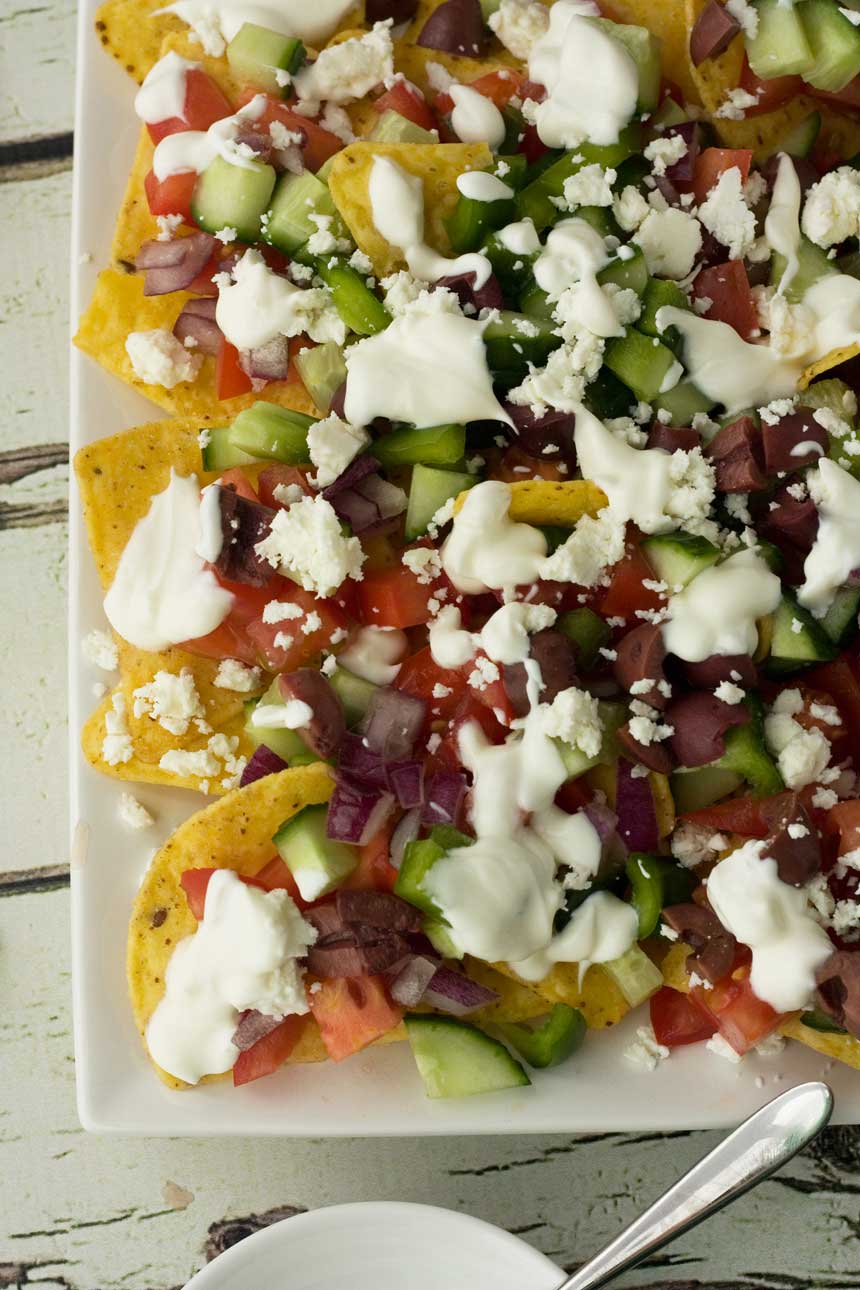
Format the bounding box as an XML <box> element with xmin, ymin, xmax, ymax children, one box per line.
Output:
<box><xmin>0</xmin><ymin>0</ymin><xmax>77</xmax><ymax>145</ymax></box>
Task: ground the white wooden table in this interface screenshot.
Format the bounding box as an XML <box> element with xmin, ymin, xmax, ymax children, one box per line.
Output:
<box><xmin>4</xmin><ymin>6</ymin><xmax>860</xmax><ymax>1285</ymax></box>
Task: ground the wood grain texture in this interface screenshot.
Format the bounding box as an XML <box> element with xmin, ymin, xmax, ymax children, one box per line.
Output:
<box><xmin>3</xmin><ymin>7</ymin><xmax>860</xmax><ymax>1289</ymax></box>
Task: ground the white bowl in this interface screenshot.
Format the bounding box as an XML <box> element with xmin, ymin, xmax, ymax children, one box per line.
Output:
<box><xmin>182</xmin><ymin>1201</ymin><xmax>564</xmax><ymax>1290</ymax></box>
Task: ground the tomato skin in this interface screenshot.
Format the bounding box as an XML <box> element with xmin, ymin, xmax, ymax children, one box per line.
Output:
<box><xmin>805</xmin><ymin>656</ymin><xmax>860</xmax><ymax>765</ymax></box>
<box><xmin>180</xmin><ymin>868</ymin><xmax>267</xmax><ymax>920</ymax></box>
<box><xmin>144</xmin><ymin>168</ymin><xmax>197</xmax><ymax>221</ymax></box>
<box><xmin>340</xmin><ymin>821</ymin><xmax>398</xmax><ymax>893</ymax></box>
<box><xmin>179</xmin><ymin>570</ymin><xmax>287</xmax><ymax>665</ymax></box>
<box><xmin>435</xmin><ymin>69</ymin><xmax>525</xmax><ymax>116</ymax></box>
<box><xmin>692</xmin><ymin>147</ymin><xmax>753</xmax><ymax>205</ymax></box>
<box><xmin>357</xmin><ymin>565</ymin><xmax>443</xmax><ymax>629</ymax></box>
<box><xmin>147</xmin><ymin>68</ymin><xmax>233</xmax><ymax>142</ymax></box>
<box><xmin>518</xmin><ymin>122</ymin><xmax>548</xmax><ymax>164</ymax></box>
<box><xmin>254</xmin><ymin>854</ymin><xmax>310</xmax><ymax>908</ymax></box>
<box><xmin>375</xmin><ymin>81</ymin><xmax>438</xmax><ymax>132</ymax></box>
<box><xmin>809</xmin><ymin>75</ymin><xmax>860</xmax><ymax>113</ymax></box>
<box><xmin>257</xmin><ymin>464</ymin><xmax>314</xmax><ymax>509</ymax></box>
<box><xmin>650</xmin><ymin>987</ymin><xmax>717</xmax><ymax>1048</ymax></box>
<box><xmin>600</xmin><ymin>543</ymin><xmax>664</xmax><ymax>621</ymax></box>
<box><xmin>310</xmin><ymin>976</ymin><xmax>403</xmax><ymax>1061</ymax></box>
<box><xmin>218</xmin><ymin>466</ymin><xmax>259</xmax><ymax>500</ymax></box>
<box><xmin>691</xmin><ymin>971</ymin><xmax>783</xmax><ymax>1055</ymax></box>
<box><xmin>236</xmin><ymin>92</ymin><xmax>343</xmax><ymax>171</ymax></box>
<box><xmin>233</xmin><ymin>1013</ymin><xmax>309</xmax><ymax>1085</ymax></box>
<box><xmin>246</xmin><ymin>586</ymin><xmax>350</xmax><ymax>671</ymax></box>
<box><xmin>216</xmin><ymin>338</ymin><xmax>254</xmax><ymax>400</ymax></box>
<box><xmin>692</xmin><ymin>261</ymin><xmax>758</xmax><ymax>341</ymax></box>
<box><xmin>396</xmin><ymin>646</ymin><xmax>467</xmax><ymax>723</ymax></box>
<box><xmin>739</xmin><ymin>57</ymin><xmax>800</xmax><ymax>116</ymax></box>
<box><xmin>683</xmin><ymin>796</ymin><xmax>771</xmax><ymax>837</ymax></box>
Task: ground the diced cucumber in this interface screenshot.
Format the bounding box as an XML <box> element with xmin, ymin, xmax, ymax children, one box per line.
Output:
<box><xmin>758</xmin><ymin>111</ymin><xmax>821</xmax><ymax>163</ymax></box>
<box><xmin>518</xmin><ymin>282</ymin><xmax>555</xmax><ymax>321</ymax></box>
<box><xmin>494</xmin><ymin>154</ymin><xmax>529</xmax><ymax>190</ymax></box>
<box><xmin>482</xmin><ymin>310</ymin><xmax>561</xmax><ymax>377</ymax></box>
<box><xmin>406</xmin><ymin>465</ymin><xmax>475</xmax><ymax>540</ymax></box>
<box><xmin>374</xmin><ymin>423</ymin><xmax>466</xmax><ymax>470</ymax></box>
<box><xmin>312</xmin><ymin>259</ymin><xmax>390</xmax><ymax>335</ymax></box>
<box><xmin>821</xmin><ymin>586</ymin><xmax>860</xmax><ymax>645</ymax></box>
<box><xmin>315</xmin><ymin>155</ymin><xmax>337</xmax><ymax>184</ymax></box>
<box><xmin>601</xmin><ymin>943</ymin><xmax>663</xmax><ymax>1008</ymax></box>
<box><xmin>406</xmin><ymin>1016</ymin><xmax>530</xmax><ymax>1098</ymax></box>
<box><xmin>573</xmin><ymin>205</ymin><xmax>618</xmax><ymax>238</ymax></box>
<box><xmin>798</xmin><ymin>377</ymin><xmax>857</xmax><ymax>423</ymax></box>
<box><xmin>293</xmin><ymin>340</ymin><xmax>346</xmax><ymax>412</ymax></box>
<box><xmin>652</xmin><ymin>379</ymin><xmax>714</xmax><ymax>425</ymax></box>
<box><xmin>272</xmin><ymin>803</ymin><xmax>358</xmax><ymax>901</ymax></box>
<box><xmin>367</xmin><ymin>109</ymin><xmax>438</xmax><ymax>144</ymax></box>
<box><xmin>641</xmin><ymin>530</ymin><xmax>721</xmax><ymax>589</ymax></box>
<box><xmin>264</xmin><ymin>170</ymin><xmax>344</xmax><ymax>255</ymax></box>
<box><xmin>586</xmin><ymin>18</ymin><xmax>662</xmax><ymax>112</ymax></box>
<box><xmin>555</xmin><ymin>700</ymin><xmax>626</xmax><ymax>779</ymax></box>
<box><xmin>515</xmin><ymin>123</ymin><xmax>642</xmax><ymax>230</ymax></box>
<box><xmin>327</xmin><ymin>664</ymin><xmax>378</xmax><ymax>727</ymax></box>
<box><xmin>445</xmin><ymin>185</ymin><xmax>515</xmax><ymax>254</ymax></box>
<box><xmin>585</xmin><ymin>366</ymin><xmax>635</xmax><ymax>420</ymax></box>
<box><xmin>200</xmin><ymin>424</ymin><xmax>255</xmax><ymax>471</ymax></box>
<box><xmin>245</xmin><ymin>681</ymin><xmax>313</xmax><ymax>764</ymax></box>
<box><xmin>228</xmin><ymin>402</ymin><xmax>313</xmax><ymax>463</ymax></box>
<box><xmin>771</xmin><ymin>234</ymin><xmax>838</xmax><ymax>304</ymax></box>
<box><xmin>670</xmin><ymin>766</ymin><xmax>744</xmax><ymax>814</ymax></box>
<box><xmin>191</xmin><ymin>155</ymin><xmax>276</xmax><ymax>244</ymax></box>
<box><xmin>650</xmin><ymin>98</ymin><xmax>691</xmax><ymax>129</ymax></box>
<box><xmin>747</xmin><ymin>0</ymin><xmax>814</xmax><ymax>79</ymax></box>
<box><xmin>717</xmin><ymin>719</ymin><xmax>784</xmax><ymax>796</ymax></box>
<box><xmin>423</xmin><ymin>917</ymin><xmax>464</xmax><ymax>960</ymax></box>
<box><xmin>597</xmin><ymin>244</ymin><xmax>649</xmax><ymax>296</ymax></box>
<box><xmin>800</xmin><ymin>0</ymin><xmax>860</xmax><ymax>92</ymax></box>
<box><xmin>557</xmin><ymin>607</ymin><xmax>611</xmax><ymax>669</ymax></box>
<box><xmin>395</xmin><ymin>825</ymin><xmax>473</xmax><ymax>916</ymax></box>
<box><xmin>484</xmin><ymin>232</ymin><xmax>538</xmax><ymax>302</ymax></box>
<box><xmin>226</xmin><ymin>22</ymin><xmax>305</xmax><ymax>96</ymax></box>
<box><xmin>768</xmin><ymin>593</ymin><xmax>837</xmax><ymax>671</ymax></box>
<box><xmin>603</xmin><ymin>329</ymin><xmax>681</xmax><ymax>403</ymax></box>
<box><xmin>638</xmin><ymin>278</ymin><xmax>689</xmax><ymax>346</ymax></box>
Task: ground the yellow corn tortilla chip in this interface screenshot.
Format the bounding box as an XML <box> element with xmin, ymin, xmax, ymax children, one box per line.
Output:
<box><xmin>659</xmin><ymin>940</ymin><xmax>693</xmax><ymax>991</ymax></box>
<box><xmin>453</xmin><ymin>478</ymin><xmax>607</xmax><ymax>525</ymax></box>
<box><xmin>461</xmin><ymin>957</ymin><xmax>552</xmax><ymax>1023</ymax></box>
<box><xmin>494</xmin><ymin>959</ymin><xmax>630</xmax><ymax>1028</ymax></box>
<box><xmin>800</xmin><ymin>343</ymin><xmax>860</xmax><ymax>389</ymax></box>
<box><xmin>779</xmin><ymin>1016</ymin><xmax>860</xmax><ymax>1070</ymax></box>
<box><xmin>74</xmin><ymin>268</ymin><xmax>319</xmax><ymax>419</ymax></box>
<box><xmin>327</xmin><ymin>139</ymin><xmax>493</xmax><ymax>276</ymax></box>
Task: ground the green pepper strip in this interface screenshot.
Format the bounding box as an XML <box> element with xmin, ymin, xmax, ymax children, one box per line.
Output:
<box><xmin>498</xmin><ymin>1004</ymin><xmax>586</xmax><ymax>1069</ymax></box>
<box><xmin>625</xmin><ymin>854</ymin><xmax>695</xmax><ymax>939</ymax></box>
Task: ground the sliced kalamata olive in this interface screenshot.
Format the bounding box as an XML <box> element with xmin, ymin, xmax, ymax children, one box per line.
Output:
<box><xmin>663</xmin><ymin>901</ymin><xmax>737</xmax><ymax>985</ymax></box>
<box><xmin>664</xmin><ymin>121</ymin><xmax>701</xmax><ymax>184</ymax></box>
<box><xmin>689</xmin><ymin>0</ymin><xmax>741</xmax><ymax>65</ymax></box>
<box><xmin>759</xmin><ymin>486</ymin><xmax>820</xmax><ymax>584</ymax></box>
<box><xmin>613</xmin><ymin>624</ymin><xmax>670</xmax><ymax>710</ymax></box>
<box><xmin>683</xmin><ymin>653</ymin><xmax>757</xmax><ymax>690</ymax></box>
<box><xmin>816</xmin><ymin>950</ymin><xmax>860</xmax><ymax>1039</ymax></box>
<box><xmin>704</xmin><ymin>416</ymin><xmax>767</xmax><ymax>493</ymax></box>
<box><xmin>648</xmin><ymin>423</ymin><xmax>701</xmax><ymax>454</ymax></box>
<box><xmin>214</xmin><ymin>487</ymin><xmax>277</xmax><ymax>587</ymax></box>
<box><xmin>617</xmin><ymin>724</ymin><xmax>675</xmax><ymax>775</ymax></box>
<box><xmin>417</xmin><ymin>0</ymin><xmax>486</xmax><ymax>56</ymax></box>
<box><xmin>666</xmin><ymin>691</ymin><xmax>750</xmax><ymax>768</ymax></box>
<box><xmin>761</xmin><ymin>409</ymin><xmax>829</xmax><ymax>475</ymax></box>
<box><xmin>505</xmin><ymin>402</ymin><xmax>577</xmax><ymax>459</ymax></box>
<box><xmin>336</xmin><ymin>889</ymin><xmax>422</xmax><ymax>932</ymax></box>
<box><xmin>366</xmin><ymin>0</ymin><xmax>419</xmax><ymax>20</ymax></box>
<box><xmin>278</xmin><ymin>669</ymin><xmax>345</xmax><ymax>759</ymax></box>
<box><xmin>437</xmin><ymin>271</ymin><xmax>505</xmax><ymax>313</ymax></box>
<box><xmin>761</xmin><ymin>791</ymin><xmax>822</xmax><ymax>886</ymax></box>
<box><xmin>503</xmin><ymin>629</ymin><xmax>578</xmax><ymax>717</ymax></box>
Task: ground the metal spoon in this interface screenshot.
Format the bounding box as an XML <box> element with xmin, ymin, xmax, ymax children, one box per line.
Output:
<box><xmin>556</xmin><ymin>1081</ymin><xmax>833</xmax><ymax>1290</ymax></box>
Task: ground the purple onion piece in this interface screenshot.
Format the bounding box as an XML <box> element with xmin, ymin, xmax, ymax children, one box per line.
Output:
<box><xmin>584</xmin><ymin>800</ymin><xmax>619</xmax><ymax>843</ymax></box>
<box><xmin>327</xmin><ymin>486</ymin><xmax>383</xmax><ymax>534</ymax></box>
<box><xmin>356</xmin><ymin>473</ymin><xmax>407</xmax><ymax>519</ymax></box>
<box><xmin>422</xmin><ymin>966</ymin><xmax>499</xmax><ymax>1015</ymax></box>
<box><xmin>389</xmin><ymin>954</ymin><xmax>440</xmax><ymax>1007</ymax></box>
<box><xmin>390</xmin><ymin>807</ymin><xmax>422</xmax><ymax>870</ymax></box>
<box><xmin>231</xmin><ymin>1009</ymin><xmax>284</xmax><ymax>1051</ymax></box>
<box><xmin>239</xmin><ymin>743</ymin><xmax>288</xmax><ymax>787</ymax></box>
<box><xmin>422</xmin><ymin>773</ymin><xmax>467</xmax><ymax>826</ymax></box>
<box><xmin>338</xmin><ymin>731</ymin><xmax>390</xmax><ymax>790</ymax></box>
<box><xmin>136</xmin><ymin>231</ymin><xmax>216</xmax><ymax>296</ymax></box>
<box><xmin>652</xmin><ymin>174</ymin><xmax>682</xmax><ymax>207</ymax></box>
<box><xmin>322</xmin><ymin>454</ymin><xmax>380</xmax><ymax>500</ymax></box>
<box><xmin>664</xmin><ymin>121</ymin><xmax>700</xmax><ymax>184</ymax></box>
<box><xmin>361</xmin><ymin>687</ymin><xmax>427</xmax><ymax>762</ymax></box>
<box><xmin>437</xmin><ymin>270</ymin><xmax>505</xmax><ymax>313</ymax></box>
<box><xmin>387</xmin><ymin>760</ymin><xmax>425</xmax><ymax>810</ymax></box>
<box><xmin>615</xmin><ymin>758</ymin><xmax>660</xmax><ymax>853</ymax></box>
<box><xmin>241</xmin><ymin>335</ymin><xmax>291</xmax><ymax>381</ymax></box>
<box><xmin>326</xmin><ymin>773</ymin><xmax>395</xmax><ymax>845</ymax></box>
<box><xmin>173</xmin><ymin>299</ymin><xmax>222</xmax><ymax>356</ymax></box>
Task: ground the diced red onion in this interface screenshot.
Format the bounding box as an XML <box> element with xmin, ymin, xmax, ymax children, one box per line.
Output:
<box><xmin>664</xmin><ymin>122</ymin><xmax>700</xmax><ymax>184</ymax></box>
<box><xmin>241</xmin><ymin>335</ymin><xmax>291</xmax><ymax>381</ymax></box>
<box><xmin>584</xmin><ymin>800</ymin><xmax>619</xmax><ymax>842</ymax></box>
<box><xmin>357</xmin><ymin>473</ymin><xmax>407</xmax><ymax>519</ymax></box>
<box><xmin>653</xmin><ymin>174</ymin><xmax>682</xmax><ymax>207</ymax></box>
<box><xmin>326</xmin><ymin>773</ymin><xmax>395</xmax><ymax>845</ymax></box>
<box><xmin>422</xmin><ymin>773</ymin><xmax>467</xmax><ymax>826</ymax></box>
<box><xmin>327</xmin><ymin>486</ymin><xmax>383</xmax><ymax>534</ymax></box>
<box><xmin>437</xmin><ymin>271</ymin><xmax>505</xmax><ymax>313</ymax></box>
<box><xmin>422</xmin><ymin>966</ymin><xmax>499</xmax><ymax>1015</ymax></box>
<box><xmin>173</xmin><ymin>296</ymin><xmax>222</xmax><ymax>356</ymax></box>
<box><xmin>338</xmin><ymin>732</ymin><xmax>390</xmax><ymax>789</ymax></box>
<box><xmin>387</xmin><ymin>760</ymin><xmax>425</xmax><ymax>809</ymax></box>
<box><xmin>615</xmin><ymin>758</ymin><xmax>659</xmax><ymax>852</ymax></box>
<box><xmin>231</xmin><ymin>1009</ymin><xmax>283</xmax><ymax>1051</ymax></box>
<box><xmin>322</xmin><ymin>454</ymin><xmax>380</xmax><ymax>500</ymax></box>
<box><xmin>136</xmin><ymin>231</ymin><xmax>216</xmax><ymax>296</ymax></box>
<box><xmin>279</xmin><ymin>668</ymin><xmax>345</xmax><ymax>759</ymax></box>
<box><xmin>389</xmin><ymin>954</ymin><xmax>440</xmax><ymax>1007</ymax></box>
<box><xmin>389</xmin><ymin>807</ymin><xmax>422</xmax><ymax>869</ymax></box>
<box><xmin>234</xmin><ymin>125</ymin><xmax>273</xmax><ymax>162</ymax></box>
<box><xmin>239</xmin><ymin>743</ymin><xmax>287</xmax><ymax>787</ymax></box>
<box><xmin>361</xmin><ymin>687</ymin><xmax>427</xmax><ymax>761</ymax></box>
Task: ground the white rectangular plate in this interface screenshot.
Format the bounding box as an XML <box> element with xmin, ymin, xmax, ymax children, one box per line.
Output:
<box><xmin>69</xmin><ymin>0</ymin><xmax>860</xmax><ymax>1133</ymax></box>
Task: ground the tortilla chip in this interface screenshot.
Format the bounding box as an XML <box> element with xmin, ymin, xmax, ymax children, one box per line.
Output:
<box><xmin>95</xmin><ymin>0</ymin><xmax>185</xmax><ymax>82</ymax></box>
<box><xmin>453</xmin><ymin>478</ymin><xmax>607</xmax><ymax>525</ymax></box>
<box><xmin>494</xmin><ymin>960</ymin><xmax>630</xmax><ymax>1028</ymax></box>
<box><xmin>461</xmin><ymin>958</ymin><xmax>552</xmax><ymax>1023</ymax></box>
<box><xmin>780</xmin><ymin>1016</ymin><xmax>860</xmax><ymax>1070</ymax></box>
<box><xmin>127</xmin><ymin>764</ymin><xmax>335</xmax><ymax>1086</ymax></box>
<box><xmin>800</xmin><ymin>344</ymin><xmax>860</xmax><ymax>390</ymax></box>
<box><xmin>659</xmin><ymin>941</ymin><xmax>693</xmax><ymax>991</ymax></box>
<box><xmin>327</xmin><ymin>140</ymin><xmax>493</xmax><ymax>277</ymax></box>
<box><xmin>74</xmin><ymin>268</ymin><xmax>319</xmax><ymax>418</ymax></box>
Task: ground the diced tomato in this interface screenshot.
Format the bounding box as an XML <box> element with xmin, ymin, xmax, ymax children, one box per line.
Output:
<box><xmin>809</xmin><ymin>76</ymin><xmax>860</xmax><ymax>114</ymax></box>
<box><xmin>451</xmin><ymin>692</ymin><xmax>510</xmax><ymax>745</ymax></box>
<box><xmin>340</xmin><ymin>820</ymin><xmax>398</xmax><ymax>893</ymax></box>
<box><xmin>147</xmin><ymin>68</ymin><xmax>233</xmax><ymax>143</ymax></box>
<box><xmin>600</xmin><ymin>543</ymin><xmax>665</xmax><ymax>621</ymax></box>
<box><xmin>518</xmin><ymin>122</ymin><xmax>548</xmax><ymax>164</ymax></box>
<box><xmin>467</xmin><ymin>664</ymin><xmax>516</xmax><ymax>728</ymax></box>
<box><xmin>186</xmin><ymin>251</ymin><xmax>222</xmax><ymax>296</ymax></box>
<box><xmin>180</xmin><ymin>867</ymin><xmax>267</xmax><ymax>920</ymax></box>
<box><xmin>218</xmin><ymin>466</ymin><xmax>259</xmax><ymax>500</ymax></box>
<box><xmin>396</xmin><ymin>646</ymin><xmax>467</xmax><ymax>723</ymax></box>
<box><xmin>825</xmin><ymin>800</ymin><xmax>860</xmax><ymax>859</ymax></box>
<box><xmin>180</xmin><ymin>574</ymin><xmax>283</xmax><ymax>665</ymax></box>
<box><xmin>650</xmin><ymin>986</ymin><xmax>717</xmax><ymax>1048</ymax></box>
<box><xmin>357</xmin><ymin>564</ymin><xmax>444</xmax><ymax>629</ymax></box>
<box><xmin>691</xmin><ymin>970</ymin><xmax>783</xmax><ymax>1055</ymax></box>
<box><xmin>236</xmin><ymin>91</ymin><xmax>343</xmax><ymax>171</ymax></box>
<box><xmin>144</xmin><ymin>168</ymin><xmax>197</xmax><ymax>221</ymax></box>
<box><xmin>435</xmin><ymin>68</ymin><xmax>525</xmax><ymax>116</ymax></box>
<box><xmin>374</xmin><ymin>80</ymin><xmax>438</xmax><ymax>132</ymax></box>
<box><xmin>246</xmin><ymin>585</ymin><xmax>350</xmax><ymax>671</ymax></box>
<box><xmin>691</xmin><ymin>261</ymin><xmax>758</xmax><ymax>341</ymax></box>
<box><xmin>792</xmin><ymin>687</ymin><xmax>846</xmax><ymax>742</ymax></box>
<box><xmin>692</xmin><ymin>147</ymin><xmax>753</xmax><ymax>206</ymax></box>
<box><xmin>233</xmin><ymin>1013</ymin><xmax>308</xmax><ymax>1086</ymax></box>
<box><xmin>257</xmin><ymin>464</ymin><xmax>314</xmax><ymax>509</ymax></box>
<box><xmin>683</xmin><ymin>795</ymin><xmax>771</xmax><ymax>837</ymax></box>
<box><xmin>554</xmin><ymin>777</ymin><xmax>592</xmax><ymax>814</ymax></box>
<box><xmin>805</xmin><ymin>656</ymin><xmax>860</xmax><ymax>765</ymax></box>
<box><xmin>254</xmin><ymin>854</ymin><xmax>310</xmax><ymax>908</ymax></box>
<box><xmin>739</xmin><ymin>56</ymin><xmax>801</xmax><ymax>117</ymax></box>
<box><xmin>310</xmin><ymin>976</ymin><xmax>403</xmax><ymax>1061</ymax></box>
<box><xmin>216</xmin><ymin>338</ymin><xmax>253</xmax><ymax>401</ymax></box>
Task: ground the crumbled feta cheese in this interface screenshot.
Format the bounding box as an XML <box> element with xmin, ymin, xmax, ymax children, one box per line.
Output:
<box><xmin>214</xmin><ymin>225</ymin><xmax>237</xmax><ymax>244</ymax></box>
<box><xmin>726</xmin><ymin>0</ymin><xmax>759</xmax><ymax>37</ymax></box>
<box><xmin>507</xmin><ymin>334</ymin><xmax>604</xmax><ymax>412</ymax></box>
<box><xmin>540</xmin><ymin>507</ymin><xmax>626</xmax><ymax>587</ymax></box>
<box><xmin>293</xmin><ymin>22</ymin><xmax>393</xmax><ymax>110</ymax></box>
<box><xmin>307</xmin><ymin>414</ymin><xmax>370</xmax><ymax>489</ymax></box>
<box><xmin>82</xmin><ymin>628</ymin><xmax>118</xmax><ymax>671</ymax></box>
<box><xmin>715</xmin><ymin>87</ymin><xmax>758</xmax><ymax>120</ymax></box>
<box><xmin>660</xmin><ymin>922</ymin><xmax>679</xmax><ymax>941</ymax></box>
<box><xmin>644</xmin><ymin>134</ymin><xmax>687</xmax><ymax>177</ymax></box>
<box><xmin>698</xmin><ymin>166</ymin><xmax>756</xmax><ymax>260</ymax></box>
<box><xmin>488</xmin><ymin>0</ymin><xmax>550</xmax><ymax>59</ymax></box>
<box><xmin>634</xmin><ymin>208</ymin><xmax>703</xmax><ymax>280</ymax></box>
<box><xmin>255</xmin><ymin>494</ymin><xmax>365</xmax><ymax>596</ymax></box>
<box><xmin>159</xmin><ymin>733</ymin><xmax>245</xmax><ymax>788</ymax></box>
<box><xmin>765</xmin><ymin>690</ymin><xmax>832</xmax><ymax>790</ymax></box>
<box><xmin>671</xmin><ymin>821</ymin><xmax>725</xmax><ymax>869</ymax></box>
<box><xmin>801</xmin><ymin>167</ymin><xmax>860</xmax><ymax>247</ymax></box>
<box><xmin>213</xmin><ymin>659</ymin><xmax>262</xmax><ymax>692</ymax></box>
<box><xmin>102</xmin><ymin>691</ymin><xmax>133</xmax><ymax>766</ymax></box>
<box><xmin>305</xmin><ymin>212</ymin><xmax>351</xmax><ymax>257</ymax></box>
<box><xmin>262</xmin><ymin>599</ymin><xmax>305</xmax><ymax>624</ymax></box>
<box><xmin>813</xmin><ymin>786</ymin><xmax>839</xmax><ymax>811</ymax></box>
<box><xmin>562</xmin><ymin>163</ymin><xmax>616</xmax><ymax>208</ymax></box>
<box><xmin>613</xmin><ymin>185</ymin><xmax>650</xmax><ymax>233</ymax></box>
<box><xmin>402</xmin><ymin>546</ymin><xmax>443</xmax><ymax>585</ymax></box>
<box><xmin>624</xmin><ymin>1024</ymin><xmax>670</xmax><ymax>1071</ymax></box>
<box><xmin>273</xmin><ymin>482</ymin><xmax>306</xmax><ymax>507</ymax></box>
<box><xmin>541</xmin><ymin>686</ymin><xmax>603</xmax><ymax>758</ymax></box>
<box><xmin>348</xmin><ymin>248</ymin><xmax>374</xmax><ymax>276</ymax></box>
<box><xmin>156</xmin><ymin>212</ymin><xmax>183</xmax><ymax>240</ymax></box>
<box><xmin>118</xmin><ymin>792</ymin><xmax>154</xmax><ymax>831</ymax></box>
<box><xmin>714</xmin><ymin>680</ymin><xmax>745</xmax><ymax>705</ymax></box>
<box><xmin>707</xmin><ymin>1033</ymin><xmax>743</xmax><ymax>1064</ymax></box>
<box><xmin>125</xmin><ymin>328</ymin><xmax>202</xmax><ymax>388</ymax></box>
<box><xmin>133</xmin><ymin>668</ymin><xmax>205</xmax><ymax>736</ymax></box>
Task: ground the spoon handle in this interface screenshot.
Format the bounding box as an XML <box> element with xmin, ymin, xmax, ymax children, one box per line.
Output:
<box><xmin>556</xmin><ymin>1081</ymin><xmax>833</xmax><ymax>1290</ymax></box>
